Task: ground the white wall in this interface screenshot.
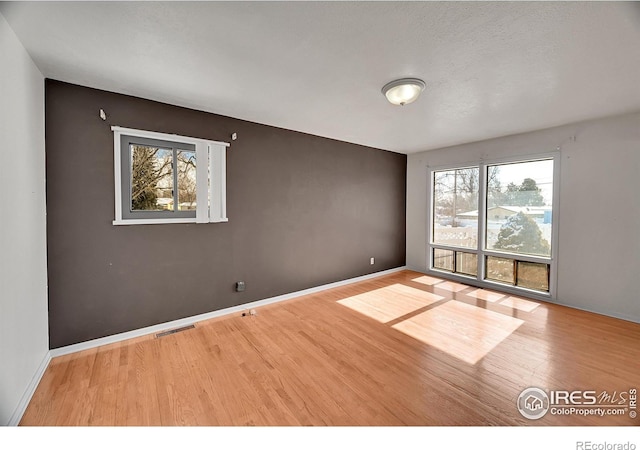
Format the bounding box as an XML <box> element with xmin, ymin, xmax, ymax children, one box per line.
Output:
<box><xmin>407</xmin><ymin>111</ymin><xmax>640</xmax><ymax>323</ymax></box>
<box><xmin>0</xmin><ymin>13</ymin><xmax>50</xmax><ymax>425</ymax></box>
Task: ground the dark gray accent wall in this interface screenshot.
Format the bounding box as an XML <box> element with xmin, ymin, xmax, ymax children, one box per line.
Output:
<box><xmin>45</xmin><ymin>80</ymin><xmax>406</xmax><ymax>349</ymax></box>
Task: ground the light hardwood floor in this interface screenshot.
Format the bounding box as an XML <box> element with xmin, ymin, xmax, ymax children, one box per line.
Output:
<box><xmin>21</xmin><ymin>270</ymin><xmax>640</xmax><ymax>426</ymax></box>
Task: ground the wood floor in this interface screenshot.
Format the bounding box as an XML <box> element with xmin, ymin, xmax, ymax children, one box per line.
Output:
<box><xmin>21</xmin><ymin>270</ymin><xmax>640</xmax><ymax>426</ymax></box>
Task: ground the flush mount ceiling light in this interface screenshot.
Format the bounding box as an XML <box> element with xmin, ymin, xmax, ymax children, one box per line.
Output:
<box><xmin>381</xmin><ymin>78</ymin><xmax>426</xmax><ymax>106</ymax></box>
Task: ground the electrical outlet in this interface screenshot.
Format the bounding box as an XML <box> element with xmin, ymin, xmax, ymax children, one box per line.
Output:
<box><xmin>370</xmin><ymin>257</ymin><xmax>375</xmax><ymax>265</ymax></box>
<box><xmin>236</xmin><ymin>281</ymin><xmax>245</xmax><ymax>292</ymax></box>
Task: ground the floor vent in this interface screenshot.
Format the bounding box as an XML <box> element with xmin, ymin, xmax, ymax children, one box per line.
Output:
<box><xmin>155</xmin><ymin>324</ymin><xmax>195</xmax><ymax>338</ymax></box>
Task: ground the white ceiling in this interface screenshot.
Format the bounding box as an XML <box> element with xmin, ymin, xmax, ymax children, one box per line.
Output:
<box><xmin>2</xmin><ymin>1</ymin><xmax>640</xmax><ymax>154</ymax></box>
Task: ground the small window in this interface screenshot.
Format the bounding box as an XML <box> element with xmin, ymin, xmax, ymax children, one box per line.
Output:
<box><xmin>516</xmin><ymin>261</ymin><xmax>549</xmax><ymax>291</ymax></box>
<box><xmin>432</xmin><ymin>248</ymin><xmax>477</xmax><ymax>277</ymax></box>
<box><xmin>112</xmin><ymin>127</ymin><xmax>229</xmax><ymax>225</ymax></box>
<box><xmin>486</xmin><ymin>256</ymin><xmax>515</xmax><ymax>284</ymax></box>
<box><xmin>433</xmin><ymin>248</ymin><xmax>454</xmax><ymax>271</ymax></box>
<box><xmin>122</xmin><ymin>135</ymin><xmax>196</xmax><ymax>220</ymax></box>
<box><xmin>455</xmin><ymin>252</ymin><xmax>477</xmax><ymax>276</ymax></box>
<box><xmin>484</xmin><ymin>256</ymin><xmax>550</xmax><ymax>292</ymax></box>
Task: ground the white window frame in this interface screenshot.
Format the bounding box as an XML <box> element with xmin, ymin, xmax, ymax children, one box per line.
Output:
<box><xmin>427</xmin><ymin>152</ymin><xmax>560</xmax><ymax>300</ymax></box>
<box><xmin>112</xmin><ymin>126</ymin><xmax>230</xmax><ymax>225</ymax></box>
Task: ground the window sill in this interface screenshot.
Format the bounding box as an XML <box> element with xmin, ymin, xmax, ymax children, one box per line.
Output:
<box><xmin>113</xmin><ymin>218</ymin><xmax>228</xmax><ymax>226</ymax></box>
<box><xmin>428</xmin><ymin>268</ymin><xmax>553</xmax><ymax>301</ymax></box>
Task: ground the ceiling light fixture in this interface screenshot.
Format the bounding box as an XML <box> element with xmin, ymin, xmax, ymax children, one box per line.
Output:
<box><xmin>381</xmin><ymin>78</ymin><xmax>425</xmax><ymax>106</ymax></box>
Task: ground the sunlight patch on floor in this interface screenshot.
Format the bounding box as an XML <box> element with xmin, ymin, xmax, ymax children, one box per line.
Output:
<box><xmin>392</xmin><ymin>300</ymin><xmax>524</xmax><ymax>364</ymax></box>
<box><xmin>337</xmin><ymin>283</ymin><xmax>444</xmax><ymax>323</ymax></box>
<box><xmin>411</xmin><ymin>275</ymin><xmax>445</xmax><ymax>286</ymax></box>
<box><xmin>465</xmin><ymin>288</ymin><xmax>507</xmax><ymax>303</ymax></box>
<box><xmin>499</xmin><ymin>296</ymin><xmax>540</xmax><ymax>312</ymax></box>
<box><xmin>433</xmin><ymin>280</ymin><xmax>469</xmax><ymax>293</ymax></box>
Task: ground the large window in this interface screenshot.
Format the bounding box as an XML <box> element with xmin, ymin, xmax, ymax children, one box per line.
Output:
<box><xmin>429</xmin><ymin>156</ymin><xmax>558</xmax><ymax>296</ymax></box>
<box><xmin>112</xmin><ymin>127</ymin><xmax>229</xmax><ymax>225</ymax></box>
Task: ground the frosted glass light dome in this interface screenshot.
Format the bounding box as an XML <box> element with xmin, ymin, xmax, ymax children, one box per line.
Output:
<box><xmin>382</xmin><ymin>78</ymin><xmax>426</xmax><ymax>106</ymax></box>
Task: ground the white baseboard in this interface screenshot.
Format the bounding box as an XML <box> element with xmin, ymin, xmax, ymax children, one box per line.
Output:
<box><xmin>7</xmin><ymin>350</ymin><xmax>51</xmax><ymax>426</ymax></box>
<box><xmin>551</xmin><ymin>301</ymin><xmax>640</xmax><ymax>325</ymax></box>
<box><xmin>50</xmin><ymin>266</ymin><xmax>407</xmax><ymax>358</ymax></box>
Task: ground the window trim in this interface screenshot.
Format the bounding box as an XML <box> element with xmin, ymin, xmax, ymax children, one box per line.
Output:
<box><xmin>112</xmin><ymin>126</ymin><xmax>230</xmax><ymax>225</ymax></box>
<box><xmin>426</xmin><ymin>152</ymin><xmax>560</xmax><ymax>300</ymax></box>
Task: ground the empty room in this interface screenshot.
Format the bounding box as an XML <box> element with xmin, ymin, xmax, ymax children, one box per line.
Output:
<box><xmin>1</xmin><ymin>1</ymin><xmax>639</xmax><ymax>444</ymax></box>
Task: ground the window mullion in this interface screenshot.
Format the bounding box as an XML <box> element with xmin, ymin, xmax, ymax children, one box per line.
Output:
<box><xmin>477</xmin><ymin>163</ymin><xmax>488</xmax><ymax>283</ymax></box>
<box><xmin>172</xmin><ymin>149</ymin><xmax>178</xmax><ymax>212</ymax></box>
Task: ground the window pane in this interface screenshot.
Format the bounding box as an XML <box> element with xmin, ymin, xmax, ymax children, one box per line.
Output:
<box><xmin>433</xmin><ymin>167</ymin><xmax>479</xmax><ymax>249</ymax></box>
<box><xmin>177</xmin><ymin>150</ymin><xmax>197</xmax><ymax>211</ymax></box>
<box><xmin>456</xmin><ymin>252</ymin><xmax>477</xmax><ymax>276</ymax></box>
<box><xmin>517</xmin><ymin>261</ymin><xmax>549</xmax><ymax>291</ymax></box>
<box><xmin>486</xmin><ymin>256</ymin><xmax>514</xmax><ymax>284</ymax></box>
<box><xmin>130</xmin><ymin>145</ymin><xmax>173</xmax><ymax>212</ymax></box>
<box><xmin>486</xmin><ymin>160</ymin><xmax>553</xmax><ymax>257</ymax></box>
<box><xmin>433</xmin><ymin>249</ymin><xmax>454</xmax><ymax>272</ymax></box>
